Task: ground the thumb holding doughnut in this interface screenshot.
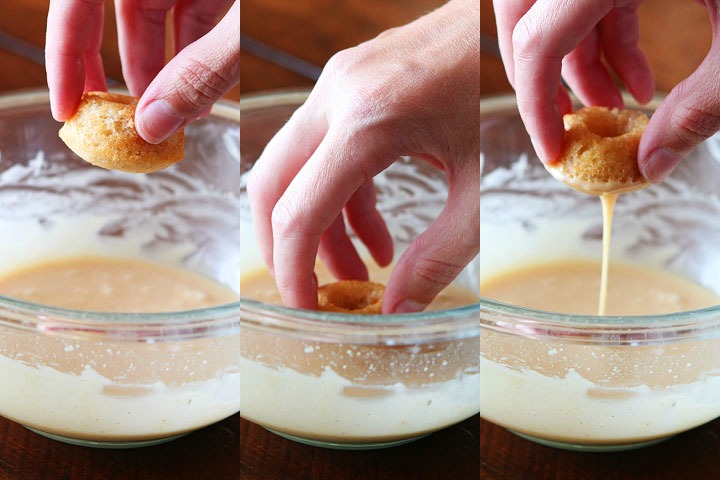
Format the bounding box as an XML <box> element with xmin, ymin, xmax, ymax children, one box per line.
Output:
<box><xmin>382</xmin><ymin>168</ymin><xmax>479</xmax><ymax>314</ymax></box>
<box><xmin>134</xmin><ymin>1</ymin><xmax>239</xmax><ymax>144</ymax></box>
<box><xmin>639</xmin><ymin>32</ymin><xmax>720</xmax><ymax>183</ymax></box>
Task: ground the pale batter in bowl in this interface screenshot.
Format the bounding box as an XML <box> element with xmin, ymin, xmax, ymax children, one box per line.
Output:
<box><xmin>0</xmin><ymin>90</ymin><xmax>240</xmax><ymax>448</ymax></box>
<box><xmin>480</xmin><ymin>94</ymin><xmax>720</xmax><ymax>451</ymax></box>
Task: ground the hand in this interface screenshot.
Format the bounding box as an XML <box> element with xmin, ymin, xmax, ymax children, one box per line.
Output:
<box><xmin>493</xmin><ymin>1</ymin><xmax>653</xmax><ymax>162</ymax></box>
<box><xmin>247</xmin><ymin>0</ymin><xmax>480</xmax><ymax>313</ymax></box>
<box><xmin>638</xmin><ymin>1</ymin><xmax>720</xmax><ymax>182</ymax></box>
<box><xmin>46</xmin><ymin>0</ymin><xmax>239</xmax><ymax>144</ymax></box>
<box><xmin>495</xmin><ymin>0</ymin><xmax>720</xmax><ymax>183</ymax></box>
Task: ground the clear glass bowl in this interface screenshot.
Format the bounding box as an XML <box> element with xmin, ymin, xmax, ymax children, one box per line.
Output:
<box><xmin>480</xmin><ymin>95</ymin><xmax>720</xmax><ymax>452</ymax></box>
<box><xmin>0</xmin><ymin>90</ymin><xmax>240</xmax><ymax>448</ymax></box>
<box><xmin>239</xmin><ymin>91</ymin><xmax>480</xmax><ymax>450</ymax></box>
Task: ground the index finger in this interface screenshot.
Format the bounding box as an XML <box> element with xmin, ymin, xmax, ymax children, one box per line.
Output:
<box><xmin>115</xmin><ymin>0</ymin><xmax>176</xmax><ymax>96</ymax></box>
<box><xmin>511</xmin><ymin>0</ymin><xmax>615</xmax><ymax>163</ymax></box>
<box><xmin>492</xmin><ymin>0</ymin><xmax>534</xmax><ymax>87</ymax></box>
<box><xmin>270</xmin><ymin>125</ymin><xmax>398</xmax><ymax>309</ymax></box>
<box><xmin>46</xmin><ymin>0</ymin><xmax>106</xmax><ymax>121</ymax></box>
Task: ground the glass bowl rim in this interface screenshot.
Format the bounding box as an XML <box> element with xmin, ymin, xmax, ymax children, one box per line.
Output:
<box><xmin>0</xmin><ymin>88</ymin><xmax>240</xmax><ymax>336</ymax></box>
<box><xmin>240</xmin><ymin>89</ymin><xmax>480</xmax><ymax>343</ymax></box>
<box><xmin>480</xmin><ymin>93</ymin><xmax>720</xmax><ymax>342</ymax></box>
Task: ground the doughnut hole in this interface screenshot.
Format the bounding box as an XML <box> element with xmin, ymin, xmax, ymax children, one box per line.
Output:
<box><xmin>318</xmin><ymin>281</ymin><xmax>385</xmax><ymax>314</ymax></box>
<box><xmin>545</xmin><ymin>106</ymin><xmax>650</xmax><ymax>195</ymax></box>
<box><xmin>582</xmin><ymin>110</ymin><xmax>630</xmax><ymax>138</ymax></box>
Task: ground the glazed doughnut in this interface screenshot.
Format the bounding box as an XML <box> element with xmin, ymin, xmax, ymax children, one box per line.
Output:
<box><xmin>545</xmin><ymin>106</ymin><xmax>649</xmax><ymax>195</ymax></box>
<box><xmin>58</xmin><ymin>92</ymin><xmax>184</xmax><ymax>173</ymax></box>
<box><xmin>317</xmin><ymin>280</ymin><xmax>385</xmax><ymax>314</ymax></box>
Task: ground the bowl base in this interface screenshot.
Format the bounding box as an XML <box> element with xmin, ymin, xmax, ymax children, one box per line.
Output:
<box><xmin>509</xmin><ymin>429</ymin><xmax>672</xmax><ymax>452</ymax></box>
<box><xmin>24</xmin><ymin>426</ymin><xmax>188</xmax><ymax>449</ymax></box>
<box><xmin>264</xmin><ymin>427</ymin><xmax>428</xmax><ymax>450</ymax></box>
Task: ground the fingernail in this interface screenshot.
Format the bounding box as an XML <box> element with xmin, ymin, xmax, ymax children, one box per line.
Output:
<box><xmin>393</xmin><ymin>299</ymin><xmax>427</xmax><ymax>314</ymax></box>
<box><xmin>136</xmin><ymin>99</ymin><xmax>184</xmax><ymax>144</ymax></box>
<box><xmin>644</xmin><ymin>147</ymin><xmax>682</xmax><ymax>183</ymax></box>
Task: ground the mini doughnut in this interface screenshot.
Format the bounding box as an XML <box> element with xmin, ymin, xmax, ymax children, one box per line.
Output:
<box><xmin>58</xmin><ymin>92</ymin><xmax>184</xmax><ymax>173</ymax></box>
<box><xmin>545</xmin><ymin>106</ymin><xmax>649</xmax><ymax>195</ymax></box>
<box><xmin>317</xmin><ymin>280</ymin><xmax>385</xmax><ymax>314</ymax></box>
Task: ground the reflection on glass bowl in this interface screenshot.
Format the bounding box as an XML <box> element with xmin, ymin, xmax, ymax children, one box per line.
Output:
<box><xmin>481</xmin><ymin>94</ymin><xmax>720</xmax><ymax>452</ymax></box>
<box><xmin>0</xmin><ymin>90</ymin><xmax>240</xmax><ymax>448</ymax></box>
<box><xmin>240</xmin><ymin>91</ymin><xmax>479</xmax><ymax>450</ymax></box>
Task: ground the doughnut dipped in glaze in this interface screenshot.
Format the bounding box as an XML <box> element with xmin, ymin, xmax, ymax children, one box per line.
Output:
<box><xmin>545</xmin><ymin>106</ymin><xmax>649</xmax><ymax>195</ymax></box>
<box><xmin>58</xmin><ymin>92</ymin><xmax>184</xmax><ymax>173</ymax></box>
<box><xmin>317</xmin><ymin>281</ymin><xmax>385</xmax><ymax>314</ymax></box>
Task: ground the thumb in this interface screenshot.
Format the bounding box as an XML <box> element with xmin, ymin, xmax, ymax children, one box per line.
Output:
<box><xmin>382</xmin><ymin>177</ymin><xmax>479</xmax><ymax>314</ymax></box>
<box><xmin>135</xmin><ymin>2</ymin><xmax>239</xmax><ymax>144</ymax></box>
<box><xmin>639</xmin><ymin>49</ymin><xmax>720</xmax><ymax>183</ymax></box>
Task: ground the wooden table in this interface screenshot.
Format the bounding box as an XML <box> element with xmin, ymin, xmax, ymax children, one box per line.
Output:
<box><xmin>0</xmin><ymin>2</ymin><xmax>239</xmax><ymax>480</ymax></box>
<box><xmin>239</xmin><ymin>1</ymin><xmax>480</xmax><ymax>479</ymax></box>
<box><xmin>481</xmin><ymin>1</ymin><xmax>720</xmax><ymax>479</ymax></box>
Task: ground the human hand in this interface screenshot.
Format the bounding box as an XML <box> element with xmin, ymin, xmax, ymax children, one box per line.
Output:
<box><xmin>246</xmin><ymin>0</ymin><xmax>479</xmax><ymax>313</ymax></box>
<box><xmin>46</xmin><ymin>0</ymin><xmax>239</xmax><ymax>143</ymax></box>
<box><xmin>493</xmin><ymin>1</ymin><xmax>654</xmax><ymax>163</ymax></box>
<box><xmin>637</xmin><ymin>1</ymin><xmax>720</xmax><ymax>182</ymax></box>
<box><xmin>495</xmin><ymin>0</ymin><xmax>720</xmax><ymax>184</ymax></box>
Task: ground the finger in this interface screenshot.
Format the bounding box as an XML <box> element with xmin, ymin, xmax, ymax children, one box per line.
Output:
<box><xmin>638</xmin><ymin>48</ymin><xmax>720</xmax><ymax>183</ymax></box>
<box><xmin>115</xmin><ymin>0</ymin><xmax>175</xmax><ymax>97</ymax></box>
<box><xmin>556</xmin><ymin>82</ymin><xmax>573</xmax><ymax>116</ymax></box>
<box><xmin>599</xmin><ymin>2</ymin><xmax>655</xmax><ymax>105</ymax></box>
<box><xmin>135</xmin><ymin>1</ymin><xmax>240</xmax><ymax>144</ymax></box>
<box><xmin>561</xmin><ymin>29</ymin><xmax>624</xmax><ymax>108</ymax></box>
<box><xmin>383</xmin><ymin>168</ymin><xmax>479</xmax><ymax>314</ymax></box>
<box><xmin>512</xmin><ymin>0</ymin><xmax>614</xmax><ymax>163</ymax></box>
<box><xmin>246</xmin><ymin>101</ymin><xmax>327</xmax><ymax>276</ymax></box>
<box><xmin>317</xmin><ymin>213</ymin><xmax>369</xmax><ymax>282</ymax></box>
<box><xmin>173</xmin><ymin>0</ymin><xmax>234</xmax><ymax>53</ymax></box>
<box><xmin>45</xmin><ymin>0</ymin><xmax>106</xmax><ymax>121</ymax></box>
<box><xmin>271</xmin><ymin>125</ymin><xmax>398</xmax><ymax>309</ymax></box>
<box><xmin>83</xmin><ymin>2</ymin><xmax>108</xmax><ymax>93</ymax></box>
<box><xmin>344</xmin><ymin>180</ymin><xmax>394</xmax><ymax>268</ymax></box>
<box><xmin>492</xmin><ymin>0</ymin><xmax>536</xmax><ymax>87</ymax></box>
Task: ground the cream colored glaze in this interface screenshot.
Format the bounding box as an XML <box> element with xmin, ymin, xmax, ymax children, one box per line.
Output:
<box><xmin>481</xmin><ymin>260</ymin><xmax>720</xmax><ymax>446</ymax></box>
<box><xmin>598</xmin><ymin>193</ymin><xmax>617</xmax><ymax>315</ymax></box>
<box><xmin>240</xmin><ymin>265</ymin><xmax>480</xmax><ymax>444</ymax></box>
<box><xmin>480</xmin><ymin>260</ymin><xmax>719</xmax><ymax>316</ymax></box>
<box><xmin>545</xmin><ymin>170</ymin><xmax>649</xmax><ymax>196</ymax></box>
<box><xmin>0</xmin><ymin>256</ymin><xmax>236</xmax><ymax>312</ymax></box>
<box><xmin>0</xmin><ymin>256</ymin><xmax>239</xmax><ymax>442</ymax></box>
<box><xmin>240</xmin><ymin>264</ymin><xmax>477</xmax><ymax>312</ymax></box>
<box><xmin>542</xmin><ymin>170</ymin><xmax>648</xmax><ymax>315</ymax></box>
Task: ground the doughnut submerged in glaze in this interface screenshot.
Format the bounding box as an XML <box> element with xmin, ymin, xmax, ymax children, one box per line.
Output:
<box><xmin>545</xmin><ymin>106</ymin><xmax>649</xmax><ymax>195</ymax></box>
<box><xmin>317</xmin><ymin>280</ymin><xmax>385</xmax><ymax>314</ymax></box>
<box><xmin>58</xmin><ymin>92</ymin><xmax>184</xmax><ymax>173</ymax></box>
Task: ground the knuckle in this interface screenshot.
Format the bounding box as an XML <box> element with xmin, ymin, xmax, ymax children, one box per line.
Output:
<box><xmin>412</xmin><ymin>256</ymin><xmax>464</xmax><ymax>291</ymax></box>
<box><xmin>173</xmin><ymin>57</ymin><xmax>235</xmax><ymax>111</ymax></box>
<box><xmin>511</xmin><ymin>18</ymin><xmax>540</xmax><ymax>63</ymax></box>
<box><xmin>672</xmin><ymin>104</ymin><xmax>720</xmax><ymax>147</ymax></box>
<box><xmin>325</xmin><ymin>48</ymin><xmax>406</xmax><ymax>116</ymax></box>
<box><xmin>323</xmin><ymin>48</ymin><xmax>359</xmax><ymax>79</ymax></box>
<box><xmin>270</xmin><ymin>200</ymin><xmax>304</xmax><ymax>240</ymax></box>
